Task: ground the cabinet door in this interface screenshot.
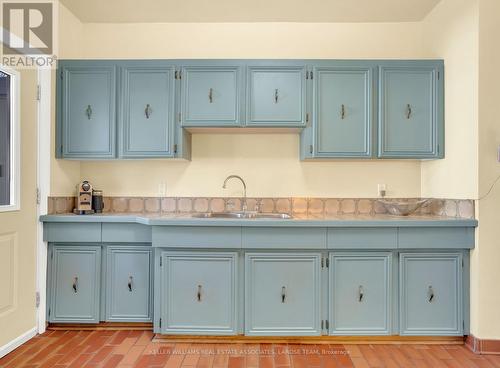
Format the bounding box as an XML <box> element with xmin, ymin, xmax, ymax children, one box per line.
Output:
<box><xmin>379</xmin><ymin>66</ymin><xmax>442</xmax><ymax>158</ymax></box>
<box><xmin>245</xmin><ymin>253</ymin><xmax>321</xmax><ymax>336</ymax></box>
<box><xmin>121</xmin><ymin>67</ymin><xmax>175</xmax><ymax>157</ymax></box>
<box><xmin>181</xmin><ymin>66</ymin><xmax>241</xmax><ymax>126</ymax></box>
<box><xmin>313</xmin><ymin>68</ymin><xmax>372</xmax><ymax>157</ymax></box>
<box><xmin>329</xmin><ymin>253</ymin><xmax>391</xmax><ymax>335</ymax></box>
<box><xmin>61</xmin><ymin>66</ymin><xmax>116</xmax><ymax>158</ymax></box>
<box><xmin>49</xmin><ymin>246</ymin><xmax>101</xmax><ymax>323</ymax></box>
<box><xmin>161</xmin><ymin>252</ymin><xmax>238</xmax><ymax>335</ymax></box>
<box><xmin>247</xmin><ymin>66</ymin><xmax>306</xmax><ymax>126</ymax></box>
<box><xmin>400</xmin><ymin>253</ymin><xmax>462</xmax><ymax>335</ymax></box>
<box><xmin>106</xmin><ymin>247</ymin><xmax>152</xmax><ymax>322</ymax></box>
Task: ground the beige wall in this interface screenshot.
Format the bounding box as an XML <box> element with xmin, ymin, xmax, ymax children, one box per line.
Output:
<box><xmin>0</xmin><ymin>69</ymin><xmax>38</xmax><ymax>347</ymax></box>
<box><xmin>420</xmin><ymin>0</ymin><xmax>479</xmax><ymax>199</ymax></box>
<box><xmin>51</xmin><ymin>2</ymin><xmax>82</xmax><ymax>196</ymax></box>
<box><xmin>54</xmin><ymin>13</ymin><xmax>427</xmax><ymax>197</ymax></box>
<box><xmin>472</xmin><ymin>0</ymin><xmax>500</xmax><ymax>339</ymax></box>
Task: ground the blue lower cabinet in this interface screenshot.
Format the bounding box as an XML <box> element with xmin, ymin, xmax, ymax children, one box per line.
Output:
<box><xmin>48</xmin><ymin>245</ymin><xmax>101</xmax><ymax>323</ymax></box>
<box><xmin>329</xmin><ymin>253</ymin><xmax>392</xmax><ymax>335</ymax></box>
<box><xmin>399</xmin><ymin>253</ymin><xmax>463</xmax><ymax>335</ymax></box>
<box><xmin>105</xmin><ymin>246</ymin><xmax>152</xmax><ymax>322</ymax></box>
<box><xmin>160</xmin><ymin>252</ymin><xmax>238</xmax><ymax>335</ymax></box>
<box><xmin>245</xmin><ymin>253</ymin><xmax>322</xmax><ymax>336</ymax></box>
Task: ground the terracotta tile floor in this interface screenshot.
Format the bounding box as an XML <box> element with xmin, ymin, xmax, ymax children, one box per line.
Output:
<box><xmin>1</xmin><ymin>330</ymin><xmax>500</xmax><ymax>368</ymax></box>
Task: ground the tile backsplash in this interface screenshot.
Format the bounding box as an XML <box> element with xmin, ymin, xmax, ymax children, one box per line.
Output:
<box><xmin>48</xmin><ymin>196</ymin><xmax>475</xmax><ymax>219</ymax></box>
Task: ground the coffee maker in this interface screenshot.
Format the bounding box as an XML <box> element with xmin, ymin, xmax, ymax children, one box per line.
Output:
<box><xmin>74</xmin><ymin>180</ymin><xmax>95</xmax><ymax>215</ymax></box>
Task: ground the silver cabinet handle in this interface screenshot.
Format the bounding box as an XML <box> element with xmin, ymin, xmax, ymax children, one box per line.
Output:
<box><xmin>341</xmin><ymin>104</ymin><xmax>346</xmax><ymax>119</ymax></box>
<box><xmin>145</xmin><ymin>104</ymin><xmax>152</xmax><ymax>119</ymax></box>
<box><xmin>274</xmin><ymin>89</ymin><xmax>279</xmax><ymax>104</ymax></box>
<box><xmin>72</xmin><ymin>276</ymin><xmax>78</xmax><ymax>293</ymax></box>
<box><xmin>358</xmin><ymin>285</ymin><xmax>364</xmax><ymax>302</ymax></box>
<box><xmin>281</xmin><ymin>286</ymin><xmax>286</xmax><ymax>303</ymax></box>
<box><xmin>428</xmin><ymin>285</ymin><xmax>435</xmax><ymax>303</ymax></box>
<box><xmin>85</xmin><ymin>105</ymin><xmax>92</xmax><ymax>120</ymax></box>
<box><xmin>208</xmin><ymin>88</ymin><xmax>213</xmax><ymax>103</ymax></box>
<box><xmin>128</xmin><ymin>276</ymin><xmax>133</xmax><ymax>292</ymax></box>
<box><xmin>406</xmin><ymin>104</ymin><xmax>412</xmax><ymax>119</ymax></box>
<box><xmin>197</xmin><ymin>285</ymin><xmax>202</xmax><ymax>302</ymax></box>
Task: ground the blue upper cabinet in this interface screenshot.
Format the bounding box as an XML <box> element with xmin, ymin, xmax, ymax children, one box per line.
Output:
<box><xmin>246</xmin><ymin>66</ymin><xmax>306</xmax><ymax>127</ymax></box>
<box><xmin>61</xmin><ymin>65</ymin><xmax>116</xmax><ymax>159</ymax></box>
<box><xmin>181</xmin><ymin>66</ymin><xmax>242</xmax><ymax>127</ymax></box>
<box><xmin>120</xmin><ymin>66</ymin><xmax>176</xmax><ymax>158</ymax></box>
<box><xmin>312</xmin><ymin>67</ymin><xmax>373</xmax><ymax>157</ymax></box>
<box><xmin>378</xmin><ymin>63</ymin><xmax>444</xmax><ymax>158</ymax></box>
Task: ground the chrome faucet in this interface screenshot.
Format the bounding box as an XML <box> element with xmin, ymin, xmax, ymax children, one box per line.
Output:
<box><xmin>222</xmin><ymin>175</ymin><xmax>247</xmax><ymax>212</ymax></box>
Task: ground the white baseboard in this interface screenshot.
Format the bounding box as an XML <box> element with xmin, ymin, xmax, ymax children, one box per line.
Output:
<box><xmin>0</xmin><ymin>327</ymin><xmax>37</xmax><ymax>359</ymax></box>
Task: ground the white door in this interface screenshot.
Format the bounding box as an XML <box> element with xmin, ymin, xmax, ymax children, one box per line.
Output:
<box><xmin>0</xmin><ymin>67</ymin><xmax>39</xmax><ymax>356</ymax></box>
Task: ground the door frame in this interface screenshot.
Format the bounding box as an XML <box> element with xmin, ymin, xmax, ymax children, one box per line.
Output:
<box><xmin>36</xmin><ymin>68</ymin><xmax>51</xmax><ymax>334</ymax></box>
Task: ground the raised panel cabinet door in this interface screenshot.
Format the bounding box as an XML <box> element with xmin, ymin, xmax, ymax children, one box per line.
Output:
<box><xmin>379</xmin><ymin>66</ymin><xmax>442</xmax><ymax>158</ymax></box>
<box><xmin>245</xmin><ymin>253</ymin><xmax>321</xmax><ymax>336</ymax></box>
<box><xmin>49</xmin><ymin>246</ymin><xmax>101</xmax><ymax>323</ymax></box>
<box><xmin>62</xmin><ymin>66</ymin><xmax>116</xmax><ymax>158</ymax></box>
<box><xmin>121</xmin><ymin>67</ymin><xmax>175</xmax><ymax>157</ymax></box>
<box><xmin>106</xmin><ymin>247</ymin><xmax>152</xmax><ymax>322</ymax></box>
<box><xmin>161</xmin><ymin>252</ymin><xmax>238</xmax><ymax>335</ymax></box>
<box><xmin>181</xmin><ymin>66</ymin><xmax>241</xmax><ymax>126</ymax></box>
<box><xmin>314</xmin><ymin>68</ymin><xmax>372</xmax><ymax>157</ymax></box>
<box><xmin>247</xmin><ymin>66</ymin><xmax>306</xmax><ymax>126</ymax></box>
<box><xmin>329</xmin><ymin>253</ymin><xmax>391</xmax><ymax>335</ymax></box>
<box><xmin>400</xmin><ymin>253</ymin><xmax>463</xmax><ymax>335</ymax></box>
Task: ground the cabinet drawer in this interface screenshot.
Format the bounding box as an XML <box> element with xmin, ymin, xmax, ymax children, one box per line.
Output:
<box><xmin>328</xmin><ymin>228</ymin><xmax>397</xmax><ymax>249</ymax></box>
<box><xmin>247</xmin><ymin>66</ymin><xmax>306</xmax><ymax>126</ymax></box>
<box><xmin>245</xmin><ymin>253</ymin><xmax>321</xmax><ymax>336</ymax></box>
<box><xmin>160</xmin><ymin>252</ymin><xmax>238</xmax><ymax>335</ymax></box>
<box><xmin>49</xmin><ymin>245</ymin><xmax>101</xmax><ymax>323</ymax></box>
<box><xmin>399</xmin><ymin>253</ymin><xmax>463</xmax><ymax>335</ymax></box>
<box><xmin>106</xmin><ymin>247</ymin><xmax>152</xmax><ymax>322</ymax></box>
<box><xmin>329</xmin><ymin>253</ymin><xmax>392</xmax><ymax>335</ymax></box>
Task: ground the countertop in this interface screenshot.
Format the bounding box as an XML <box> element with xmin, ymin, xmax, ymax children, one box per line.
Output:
<box><xmin>40</xmin><ymin>213</ymin><xmax>478</xmax><ymax>228</ymax></box>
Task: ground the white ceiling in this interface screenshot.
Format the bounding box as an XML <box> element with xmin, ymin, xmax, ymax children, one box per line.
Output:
<box><xmin>60</xmin><ymin>0</ymin><xmax>442</xmax><ymax>23</ymax></box>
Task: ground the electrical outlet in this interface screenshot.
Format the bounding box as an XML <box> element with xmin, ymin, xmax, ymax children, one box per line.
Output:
<box><xmin>378</xmin><ymin>184</ymin><xmax>387</xmax><ymax>198</ymax></box>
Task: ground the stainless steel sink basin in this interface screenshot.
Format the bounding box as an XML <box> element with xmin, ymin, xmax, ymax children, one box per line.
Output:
<box><xmin>192</xmin><ymin>212</ymin><xmax>293</xmax><ymax>219</ymax></box>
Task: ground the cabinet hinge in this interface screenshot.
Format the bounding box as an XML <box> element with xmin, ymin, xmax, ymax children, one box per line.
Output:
<box><xmin>310</xmin><ymin>71</ymin><xmax>313</xmax><ymax>80</ymax></box>
<box><xmin>309</xmin><ymin>145</ymin><xmax>313</xmax><ymax>155</ymax></box>
<box><xmin>36</xmin><ymin>85</ymin><xmax>41</xmax><ymax>101</ymax></box>
<box><xmin>178</xmin><ymin>112</ymin><xmax>181</xmax><ymax>123</ymax></box>
<box><xmin>326</xmin><ymin>258</ymin><xmax>329</xmax><ymax>268</ymax></box>
<box><xmin>48</xmin><ymin>308</ymin><xmax>51</xmax><ymax>316</ymax></box>
<box><xmin>35</xmin><ymin>291</ymin><xmax>40</xmax><ymax>308</ymax></box>
<box><xmin>462</xmin><ymin>259</ymin><xmax>464</xmax><ymax>267</ymax></box>
<box><xmin>306</xmin><ymin>71</ymin><xmax>309</xmax><ymax>80</ymax></box>
<box><xmin>175</xmin><ymin>70</ymin><xmax>178</xmax><ymax>80</ymax></box>
<box><xmin>438</xmin><ymin>71</ymin><xmax>440</xmax><ymax>80</ymax></box>
<box><xmin>306</xmin><ymin>113</ymin><xmax>309</xmax><ymax>123</ymax></box>
<box><xmin>159</xmin><ymin>318</ymin><xmax>162</xmax><ymax>328</ymax></box>
<box><xmin>51</xmin><ymin>250</ymin><xmax>53</xmax><ymax>259</ymax></box>
<box><xmin>321</xmin><ymin>320</ymin><xmax>324</xmax><ymax>330</ymax></box>
<box><xmin>160</xmin><ymin>256</ymin><xmax>162</xmax><ymax>266</ymax></box>
<box><xmin>60</xmin><ymin>70</ymin><xmax>63</xmax><ymax>79</ymax></box>
<box><xmin>174</xmin><ymin>144</ymin><xmax>178</xmax><ymax>154</ymax></box>
<box><xmin>321</xmin><ymin>258</ymin><xmax>324</xmax><ymax>268</ymax></box>
<box><xmin>325</xmin><ymin>320</ymin><xmax>329</xmax><ymax>330</ymax></box>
